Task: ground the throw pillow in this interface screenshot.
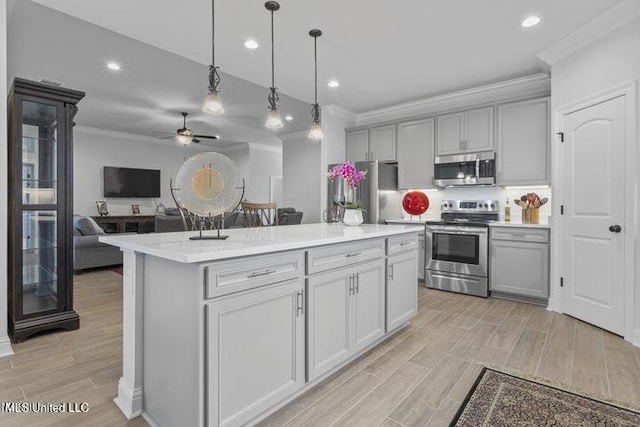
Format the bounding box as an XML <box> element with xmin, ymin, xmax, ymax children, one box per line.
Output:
<box><xmin>73</xmin><ymin>215</ymin><xmax>97</xmax><ymax>236</ymax></box>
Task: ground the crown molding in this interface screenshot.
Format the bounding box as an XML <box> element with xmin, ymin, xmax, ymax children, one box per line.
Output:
<box><xmin>538</xmin><ymin>0</ymin><xmax>640</xmax><ymax>66</ymax></box>
<box><xmin>325</xmin><ymin>104</ymin><xmax>357</xmax><ymax>122</ymax></box>
<box><xmin>355</xmin><ymin>74</ymin><xmax>550</xmax><ymax>127</ymax></box>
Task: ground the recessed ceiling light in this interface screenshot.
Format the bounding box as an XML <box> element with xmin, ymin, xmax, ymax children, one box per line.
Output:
<box><xmin>328</xmin><ymin>80</ymin><xmax>340</xmax><ymax>88</ymax></box>
<box><xmin>285</xmin><ymin>115</ymin><xmax>293</xmax><ymax>121</ymax></box>
<box><xmin>244</xmin><ymin>40</ymin><xmax>259</xmax><ymax>49</ymax></box>
<box><xmin>107</xmin><ymin>62</ymin><xmax>121</xmax><ymax>70</ymax></box>
<box><xmin>521</xmin><ymin>16</ymin><xmax>541</xmax><ymax>28</ymax></box>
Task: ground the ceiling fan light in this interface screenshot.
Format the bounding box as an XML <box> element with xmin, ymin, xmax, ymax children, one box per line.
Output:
<box><xmin>308</xmin><ymin>123</ymin><xmax>324</xmax><ymax>140</ymax></box>
<box><xmin>177</xmin><ymin>134</ymin><xmax>193</xmax><ymax>145</ymax></box>
<box><xmin>202</xmin><ymin>91</ymin><xmax>225</xmax><ymax>115</ymax></box>
<box><xmin>265</xmin><ymin>110</ymin><xmax>284</xmax><ymax>129</ymax></box>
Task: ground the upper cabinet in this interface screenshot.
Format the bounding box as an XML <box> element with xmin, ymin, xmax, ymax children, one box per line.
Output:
<box><xmin>397</xmin><ymin>118</ymin><xmax>435</xmax><ymax>189</ymax></box>
<box><xmin>346</xmin><ymin>125</ymin><xmax>396</xmax><ymax>163</ymax></box>
<box><xmin>345</xmin><ymin>129</ymin><xmax>369</xmax><ymax>163</ymax></box>
<box><xmin>497</xmin><ymin>98</ymin><xmax>550</xmax><ymax>186</ymax></box>
<box><xmin>436</xmin><ymin>107</ymin><xmax>494</xmax><ymax>156</ymax></box>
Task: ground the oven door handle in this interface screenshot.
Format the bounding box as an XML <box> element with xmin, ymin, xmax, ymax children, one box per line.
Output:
<box><xmin>428</xmin><ymin>226</ymin><xmax>488</xmax><ymax>235</ymax></box>
<box><xmin>475</xmin><ymin>157</ymin><xmax>480</xmax><ymax>180</ymax></box>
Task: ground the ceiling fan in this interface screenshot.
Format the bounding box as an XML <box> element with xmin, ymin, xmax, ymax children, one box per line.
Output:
<box><xmin>156</xmin><ymin>112</ymin><xmax>219</xmax><ymax>144</ymax></box>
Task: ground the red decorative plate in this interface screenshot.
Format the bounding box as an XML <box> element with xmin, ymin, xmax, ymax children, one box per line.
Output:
<box><xmin>402</xmin><ymin>191</ymin><xmax>429</xmax><ymax>216</ymax></box>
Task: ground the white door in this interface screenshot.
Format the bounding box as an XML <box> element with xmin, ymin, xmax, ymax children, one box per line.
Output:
<box><xmin>307</xmin><ymin>270</ymin><xmax>352</xmax><ymax>381</ymax></box>
<box><xmin>464</xmin><ymin>107</ymin><xmax>494</xmax><ymax>152</ymax></box>
<box><xmin>387</xmin><ymin>251</ymin><xmax>418</xmax><ymax>331</ymax></box>
<box><xmin>352</xmin><ymin>261</ymin><xmax>386</xmax><ymax>353</ymax></box>
<box><xmin>562</xmin><ymin>95</ymin><xmax>626</xmax><ymax>335</ymax></box>
<box><xmin>346</xmin><ymin>130</ymin><xmax>369</xmax><ymax>163</ymax></box>
<box><xmin>369</xmin><ymin>124</ymin><xmax>397</xmax><ymax>162</ymax></box>
<box><xmin>207</xmin><ymin>279</ymin><xmax>305</xmax><ymax>427</ymax></box>
<box><xmin>436</xmin><ymin>112</ymin><xmax>464</xmax><ymax>156</ymax></box>
<box><xmin>398</xmin><ymin>118</ymin><xmax>435</xmax><ymax>189</ymax></box>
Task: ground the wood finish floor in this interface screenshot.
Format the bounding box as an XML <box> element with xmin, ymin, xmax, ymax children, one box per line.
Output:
<box><xmin>1</xmin><ymin>271</ymin><xmax>639</xmax><ymax>426</ymax></box>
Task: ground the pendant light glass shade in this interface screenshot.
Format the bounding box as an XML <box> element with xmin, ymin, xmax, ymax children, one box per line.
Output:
<box><xmin>203</xmin><ymin>0</ymin><xmax>224</xmax><ymax>115</ymax></box>
<box><xmin>202</xmin><ymin>91</ymin><xmax>224</xmax><ymax>115</ymax></box>
<box><xmin>308</xmin><ymin>123</ymin><xmax>324</xmax><ymax>140</ymax></box>
<box><xmin>308</xmin><ymin>29</ymin><xmax>323</xmax><ymax>140</ymax></box>
<box><xmin>265</xmin><ymin>2</ymin><xmax>282</xmax><ymax>129</ymax></box>
<box><xmin>265</xmin><ymin>110</ymin><xmax>284</xmax><ymax>128</ymax></box>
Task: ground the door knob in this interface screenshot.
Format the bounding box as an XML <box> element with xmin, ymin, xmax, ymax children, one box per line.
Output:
<box><xmin>609</xmin><ymin>225</ymin><xmax>622</xmax><ymax>233</ymax></box>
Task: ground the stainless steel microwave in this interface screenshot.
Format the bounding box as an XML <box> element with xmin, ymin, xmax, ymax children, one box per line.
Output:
<box><xmin>434</xmin><ymin>152</ymin><xmax>496</xmax><ymax>187</ymax></box>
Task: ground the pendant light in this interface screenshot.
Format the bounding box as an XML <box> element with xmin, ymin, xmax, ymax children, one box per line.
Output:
<box><xmin>308</xmin><ymin>29</ymin><xmax>324</xmax><ymax>140</ymax></box>
<box><xmin>264</xmin><ymin>1</ymin><xmax>283</xmax><ymax>129</ymax></box>
<box><xmin>202</xmin><ymin>0</ymin><xmax>224</xmax><ymax>115</ymax></box>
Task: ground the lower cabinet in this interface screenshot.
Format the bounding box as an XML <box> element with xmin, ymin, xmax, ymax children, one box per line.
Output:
<box><xmin>418</xmin><ymin>234</ymin><xmax>425</xmax><ymax>282</ymax></box>
<box><xmin>307</xmin><ymin>259</ymin><xmax>385</xmax><ymax>381</ymax></box>
<box><xmin>206</xmin><ymin>279</ymin><xmax>306</xmax><ymax>427</ymax></box>
<box><xmin>490</xmin><ymin>229</ymin><xmax>550</xmax><ymax>302</ymax></box>
<box><xmin>387</xmin><ymin>251</ymin><xmax>419</xmax><ymax>331</ymax></box>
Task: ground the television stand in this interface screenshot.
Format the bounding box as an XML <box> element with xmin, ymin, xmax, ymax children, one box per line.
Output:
<box><xmin>92</xmin><ymin>215</ymin><xmax>156</xmax><ymax>234</ymax></box>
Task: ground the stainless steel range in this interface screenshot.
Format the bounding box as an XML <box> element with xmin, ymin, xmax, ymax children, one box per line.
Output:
<box><xmin>425</xmin><ymin>200</ymin><xmax>499</xmax><ymax>297</ymax></box>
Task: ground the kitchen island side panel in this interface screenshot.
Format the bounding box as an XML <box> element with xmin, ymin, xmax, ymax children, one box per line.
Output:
<box><xmin>143</xmin><ymin>255</ymin><xmax>204</xmax><ymax>427</ymax></box>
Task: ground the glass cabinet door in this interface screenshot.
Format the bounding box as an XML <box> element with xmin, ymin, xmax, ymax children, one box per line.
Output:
<box><xmin>20</xmin><ymin>100</ymin><xmax>61</xmax><ymax>317</ymax></box>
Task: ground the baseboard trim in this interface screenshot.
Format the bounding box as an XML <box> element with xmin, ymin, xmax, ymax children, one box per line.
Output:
<box><xmin>114</xmin><ymin>378</ymin><xmax>143</xmax><ymax>420</ymax></box>
<box><xmin>627</xmin><ymin>329</ymin><xmax>640</xmax><ymax>348</ymax></box>
<box><xmin>0</xmin><ymin>335</ymin><xmax>14</xmax><ymax>358</ymax></box>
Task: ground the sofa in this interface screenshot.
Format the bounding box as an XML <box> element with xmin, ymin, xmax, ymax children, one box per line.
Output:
<box><xmin>73</xmin><ymin>215</ymin><xmax>123</xmax><ymax>272</ymax></box>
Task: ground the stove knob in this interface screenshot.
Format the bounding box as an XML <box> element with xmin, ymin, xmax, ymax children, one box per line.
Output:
<box><xmin>490</xmin><ymin>203</ymin><xmax>495</xmax><ymax>209</ymax></box>
<box><xmin>478</xmin><ymin>203</ymin><xmax>484</xmax><ymax>208</ymax></box>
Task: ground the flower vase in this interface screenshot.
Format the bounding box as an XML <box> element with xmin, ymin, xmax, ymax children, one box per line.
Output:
<box><xmin>343</xmin><ymin>208</ymin><xmax>364</xmax><ymax>226</ymax></box>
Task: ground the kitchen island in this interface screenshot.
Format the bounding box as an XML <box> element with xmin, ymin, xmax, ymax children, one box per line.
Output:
<box><xmin>100</xmin><ymin>223</ymin><xmax>420</xmax><ymax>427</ymax></box>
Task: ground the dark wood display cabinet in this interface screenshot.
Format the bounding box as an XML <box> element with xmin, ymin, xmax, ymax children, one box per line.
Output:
<box><xmin>8</xmin><ymin>78</ymin><xmax>85</xmax><ymax>343</ymax></box>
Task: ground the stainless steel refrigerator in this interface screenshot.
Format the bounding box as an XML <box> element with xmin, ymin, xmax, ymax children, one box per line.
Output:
<box><xmin>327</xmin><ymin>161</ymin><xmax>402</xmax><ymax>224</ymax></box>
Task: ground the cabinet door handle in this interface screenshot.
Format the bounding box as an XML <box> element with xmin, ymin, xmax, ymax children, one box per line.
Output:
<box><xmin>349</xmin><ymin>274</ymin><xmax>354</xmax><ymax>295</ymax></box>
<box><xmin>355</xmin><ymin>273</ymin><xmax>360</xmax><ymax>294</ymax></box>
<box><xmin>345</xmin><ymin>252</ymin><xmax>361</xmax><ymax>258</ymax></box>
<box><xmin>389</xmin><ymin>264</ymin><xmax>394</xmax><ymax>281</ymax></box>
<box><xmin>296</xmin><ymin>290</ymin><xmax>304</xmax><ymax>316</ymax></box>
<box><xmin>248</xmin><ymin>269</ymin><xmax>276</xmax><ymax>278</ymax></box>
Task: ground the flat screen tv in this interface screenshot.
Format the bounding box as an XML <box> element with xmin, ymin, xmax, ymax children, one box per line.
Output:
<box><xmin>103</xmin><ymin>167</ymin><xmax>161</xmax><ymax>198</ymax></box>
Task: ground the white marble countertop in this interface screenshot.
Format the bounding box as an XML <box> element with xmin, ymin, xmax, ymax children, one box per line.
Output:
<box><xmin>100</xmin><ymin>223</ymin><xmax>419</xmax><ymax>264</ymax></box>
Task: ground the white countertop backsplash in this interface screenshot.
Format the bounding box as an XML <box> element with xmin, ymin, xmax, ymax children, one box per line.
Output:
<box><xmin>398</xmin><ymin>186</ymin><xmax>552</xmax><ymax>222</ymax></box>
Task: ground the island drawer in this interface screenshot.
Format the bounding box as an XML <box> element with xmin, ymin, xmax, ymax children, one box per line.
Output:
<box><xmin>204</xmin><ymin>252</ymin><xmax>304</xmax><ymax>299</ymax></box>
<box><xmin>306</xmin><ymin>239</ymin><xmax>385</xmax><ymax>275</ymax></box>
<box><xmin>491</xmin><ymin>227</ymin><xmax>549</xmax><ymax>243</ymax></box>
<box><xmin>387</xmin><ymin>234</ymin><xmax>419</xmax><ymax>255</ymax></box>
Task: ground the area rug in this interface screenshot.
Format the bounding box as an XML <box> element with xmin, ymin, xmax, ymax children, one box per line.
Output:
<box><xmin>450</xmin><ymin>368</ymin><xmax>640</xmax><ymax>426</ymax></box>
<box><xmin>110</xmin><ymin>266</ymin><xmax>123</xmax><ymax>275</ymax></box>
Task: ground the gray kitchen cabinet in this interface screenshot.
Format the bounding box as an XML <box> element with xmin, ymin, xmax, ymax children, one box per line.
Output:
<box><xmin>418</xmin><ymin>234</ymin><xmax>425</xmax><ymax>282</ymax></box>
<box><xmin>436</xmin><ymin>112</ymin><xmax>465</xmax><ymax>155</ymax></box>
<box><xmin>497</xmin><ymin>97</ymin><xmax>550</xmax><ymax>186</ymax></box>
<box><xmin>346</xmin><ymin>125</ymin><xmax>397</xmax><ymax>163</ymax></box>
<box><xmin>307</xmin><ymin>259</ymin><xmax>385</xmax><ymax>380</ymax></box>
<box><xmin>346</xmin><ymin>129</ymin><xmax>369</xmax><ymax>163</ymax></box>
<box><xmin>369</xmin><ymin>124</ymin><xmax>397</xmax><ymax>162</ymax></box>
<box><xmin>436</xmin><ymin>107</ymin><xmax>494</xmax><ymax>155</ymax></box>
<box><xmin>387</xmin><ymin>251</ymin><xmax>418</xmax><ymax>331</ymax></box>
<box><xmin>490</xmin><ymin>227</ymin><xmax>550</xmax><ymax>303</ymax></box>
<box><xmin>206</xmin><ymin>279</ymin><xmax>305</xmax><ymax>427</ymax></box>
<box><xmin>397</xmin><ymin>118</ymin><xmax>435</xmax><ymax>189</ymax></box>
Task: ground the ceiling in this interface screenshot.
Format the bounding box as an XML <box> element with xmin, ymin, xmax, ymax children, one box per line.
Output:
<box><xmin>8</xmin><ymin>1</ymin><xmax>312</xmax><ymax>147</ymax></box>
<box><xmin>30</xmin><ymin>0</ymin><xmax>620</xmax><ymax>113</ymax></box>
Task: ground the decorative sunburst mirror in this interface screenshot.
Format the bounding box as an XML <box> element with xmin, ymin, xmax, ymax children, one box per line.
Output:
<box><xmin>174</xmin><ymin>152</ymin><xmax>243</xmax><ymax>240</ymax></box>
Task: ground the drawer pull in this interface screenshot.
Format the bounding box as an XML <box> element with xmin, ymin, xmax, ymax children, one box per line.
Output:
<box><xmin>400</xmin><ymin>242</ymin><xmax>413</xmax><ymax>246</ymax></box>
<box><xmin>345</xmin><ymin>252</ymin><xmax>362</xmax><ymax>258</ymax></box>
<box><xmin>247</xmin><ymin>269</ymin><xmax>276</xmax><ymax>278</ymax></box>
<box><xmin>510</xmin><ymin>234</ymin><xmax>527</xmax><ymax>238</ymax></box>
